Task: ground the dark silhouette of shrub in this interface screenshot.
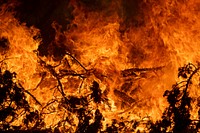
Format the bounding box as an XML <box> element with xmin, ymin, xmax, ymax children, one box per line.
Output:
<box><xmin>1</xmin><ymin>63</ymin><xmax>200</xmax><ymax>132</ymax></box>
<box><xmin>149</xmin><ymin>63</ymin><xmax>200</xmax><ymax>133</ymax></box>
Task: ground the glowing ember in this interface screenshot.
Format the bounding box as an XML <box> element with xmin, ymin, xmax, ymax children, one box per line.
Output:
<box><xmin>0</xmin><ymin>0</ymin><xmax>200</xmax><ymax>132</ymax></box>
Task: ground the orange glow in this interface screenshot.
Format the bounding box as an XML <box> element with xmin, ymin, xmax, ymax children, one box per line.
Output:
<box><xmin>0</xmin><ymin>0</ymin><xmax>200</xmax><ymax>132</ymax></box>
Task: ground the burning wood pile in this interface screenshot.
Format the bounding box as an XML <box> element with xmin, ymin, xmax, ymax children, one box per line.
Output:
<box><xmin>0</xmin><ymin>0</ymin><xmax>200</xmax><ymax>132</ymax></box>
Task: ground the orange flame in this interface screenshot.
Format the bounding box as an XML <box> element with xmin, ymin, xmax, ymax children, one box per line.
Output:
<box><xmin>1</xmin><ymin>0</ymin><xmax>200</xmax><ymax>131</ymax></box>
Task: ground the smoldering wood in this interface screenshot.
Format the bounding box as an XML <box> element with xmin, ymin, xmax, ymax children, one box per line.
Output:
<box><xmin>121</xmin><ymin>66</ymin><xmax>164</xmax><ymax>77</ymax></box>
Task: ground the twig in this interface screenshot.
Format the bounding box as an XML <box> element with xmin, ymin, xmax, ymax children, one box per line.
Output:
<box><xmin>41</xmin><ymin>99</ymin><xmax>58</xmax><ymax>112</ymax></box>
<box><xmin>65</xmin><ymin>52</ymin><xmax>87</xmax><ymax>72</ymax></box>
<box><xmin>18</xmin><ymin>84</ymin><xmax>42</xmax><ymax>106</ymax></box>
<box><xmin>184</xmin><ymin>66</ymin><xmax>200</xmax><ymax>94</ymax></box>
<box><xmin>29</xmin><ymin>72</ymin><xmax>47</xmax><ymax>91</ymax></box>
<box><xmin>38</xmin><ymin>58</ymin><xmax>66</xmax><ymax>98</ymax></box>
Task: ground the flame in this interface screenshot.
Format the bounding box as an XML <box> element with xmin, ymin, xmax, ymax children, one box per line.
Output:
<box><xmin>0</xmin><ymin>2</ymin><xmax>41</xmax><ymax>89</ymax></box>
<box><xmin>0</xmin><ymin>0</ymin><xmax>200</xmax><ymax>132</ymax></box>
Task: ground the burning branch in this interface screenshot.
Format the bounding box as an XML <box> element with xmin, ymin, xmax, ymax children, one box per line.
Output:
<box><xmin>37</xmin><ymin>57</ymin><xmax>66</xmax><ymax>97</ymax></box>
<box><xmin>2</xmin><ymin>47</ymin><xmax>200</xmax><ymax>133</ymax></box>
<box><xmin>23</xmin><ymin>88</ymin><xmax>42</xmax><ymax>106</ymax></box>
<box><xmin>65</xmin><ymin>52</ymin><xmax>87</xmax><ymax>72</ymax></box>
<box><xmin>114</xmin><ymin>89</ymin><xmax>136</xmax><ymax>105</ymax></box>
<box><xmin>121</xmin><ymin>66</ymin><xmax>164</xmax><ymax>77</ymax></box>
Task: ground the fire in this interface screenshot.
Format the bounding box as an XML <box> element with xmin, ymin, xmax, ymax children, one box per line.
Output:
<box><xmin>0</xmin><ymin>0</ymin><xmax>200</xmax><ymax>132</ymax></box>
<box><xmin>0</xmin><ymin>2</ymin><xmax>40</xmax><ymax>89</ymax></box>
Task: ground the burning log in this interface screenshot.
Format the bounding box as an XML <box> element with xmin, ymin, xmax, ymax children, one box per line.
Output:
<box><xmin>114</xmin><ymin>89</ymin><xmax>136</xmax><ymax>105</ymax></box>
<box><xmin>121</xmin><ymin>66</ymin><xmax>164</xmax><ymax>77</ymax></box>
<box><xmin>59</xmin><ymin>69</ymin><xmax>85</xmax><ymax>78</ymax></box>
